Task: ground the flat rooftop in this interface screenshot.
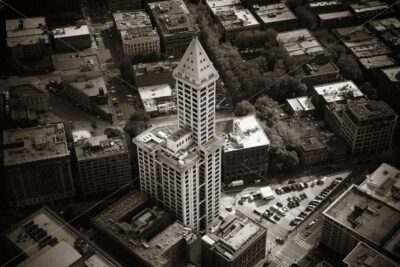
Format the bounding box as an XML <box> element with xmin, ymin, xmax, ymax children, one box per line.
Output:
<box><xmin>202</xmin><ymin>215</ymin><xmax>266</xmax><ymax>260</ymax></box>
<box><xmin>148</xmin><ymin>0</ymin><xmax>198</xmax><ymax>36</ymax></box>
<box><xmin>359</xmin><ymin>54</ymin><xmax>397</xmax><ymax>70</ymax></box>
<box><xmin>134</xmin><ymin>124</ymin><xmax>178</xmax><ymax>151</ymax></box>
<box><xmin>303</xmin><ymin>61</ymin><xmax>339</xmax><ymax>77</ymax></box>
<box><xmin>92</xmin><ymin>192</ymin><xmax>195</xmax><ymax>267</ymax></box>
<box><xmin>75</xmin><ymin>135</ymin><xmax>128</xmax><ymax>160</ymax></box>
<box><xmin>3</xmin><ymin>123</ymin><xmax>69</xmax><ymax>166</ymax></box>
<box><xmin>277</xmin><ymin>29</ymin><xmax>325</xmax><ymax>57</ymax></box>
<box><xmin>313</xmin><ymin>80</ymin><xmax>364</xmax><ymax>103</ymax></box>
<box><xmin>308</xmin><ymin>0</ymin><xmax>342</xmax><ymax>8</ymax></box>
<box><xmin>205</xmin><ymin>0</ymin><xmax>241</xmax><ymax>9</ymax></box>
<box><xmin>4</xmin><ymin>207</ymin><xmax>118</xmax><ymax>266</ymax></box>
<box><xmin>300</xmin><ymin>136</ymin><xmax>326</xmax><ymax>152</ymax></box>
<box><xmin>334</xmin><ymin>26</ymin><xmax>392</xmax><ymax>59</ymax></box>
<box><xmin>218</xmin><ymin>115</ymin><xmax>270</xmax><ymax>152</ymax></box>
<box><xmin>9</xmin><ymin>83</ymin><xmax>47</xmax><ymax>99</ymax></box>
<box><xmin>287</xmin><ymin>96</ymin><xmax>316</xmax><ymax>113</ymax></box>
<box><xmin>52</xmin><ymin>25</ymin><xmax>90</xmax><ymax>38</ymax></box>
<box><xmin>213</xmin><ymin>5</ymin><xmax>260</xmax><ymax>30</ymax></box>
<box><xmin>113</xmin><ymin>11</ymin><xmax>158</xmax><ymax>41</ymax></box>
<box><xmin>360</xmin><ymin>163</ymin><xmax>400</xmax><ymax>212</ymax></box>
<box><xmin>369</xmin><ymin>17</ymin><xmax>400</xmax><ymax>32</ymax></box>
<box><xmin>133</xmin><ymin>60</ymin><xmax>179</xmax><ymax>87</ymax></box>
<box><xmin>254</xmin><ymin>4</ymin><xmax>297</xmax><ymax>24</ymax></box>
<box><xmin>382</xmin><ymin>66</ymin><xmax>400</xmax><ymax>82</ymax></box>
<box><xmin>350</xmin><ymin>0</ymin><xmax>390</xmax><ymax>14</ymax></box>
<box><xmin>323</xmin><ymin>184</ymin><xmax>400</xmax><ymax>246</ymax></box>
<box><xmin>139</xmin><ymin>84</ymin><xmax>172</xmax><ymax>100</ymax></box>
<box><xmin>343</xmin><ymin>242</ymin><xmax>399</xmax><ymax>267</ymax></box>
<box><xmin>52</xmin><ymin>52</ymin><xmax>100</xmax><ymax>73</ymax></box>
<box><xmin>346</xmin><ymin>100</ymin><xmax>397</xmax><ymax>124</ymax></box>
<box><xmin>6</xmin><ymin>17</ymin><xmax>49</xmax><ymax>47</ymax></box>
<box><xmin>139</xmin><ymin>84</ymin><xmax>174</xmax><ymax>113</ymax></box>
<box><xmin>62</xmin><ymin>73</ymin><xmax>107</xmax><ymax>97</ymax></box>
<box><xmin>318</xmin><ymin>11</ymin><xmax>353</xmax><ymax>20</ymax></box>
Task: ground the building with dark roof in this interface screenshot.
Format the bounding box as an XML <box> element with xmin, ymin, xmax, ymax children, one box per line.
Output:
<box><xmin>318</xmin><ymin>11</ymin><xmax>355</xmax><ymax>28</ymax></box>
<box><xmin>379</xmin><ymin>66</ymin><xmax>400</xmax><ymax>115</ymax></box>
<box><xmin>6</xmin><ymin>17</ymin><xmax>51</xmax><ymax>61</ymax></box>
<box><xmin>113</xmin><ymin>11</ymin><xmax>160</xmax><ymax>60</ymax></box>
<box><xmin>349</xmin><ymin>0</ymin><xmax>395</xmax><ymax>23</ymax></box>
<box><xmin>306</xmin><ymin>0</ymin><xmax>346</xmax><ymax>14</ymax></box>
<box><xmin>301</xmin><ymin>61</ymin><xmax>340</xmax><ymax>88</ymax></box>
<box><xmin>340</xmin><ymin>100</ymin><xmax>397</xmax><ymax>154</ymax></box>
<box><xmin>343</xmin><ymin>242</ymin><xmax>400</xmax><ymax>267</ymax></box>
<box><xmin>201</xmin><ymin>215</ymin><xmax>267</xmax><ymax>267</ymax></box>
<box><xmin>3</xmin><ymin>123</ymin><xmax>75</xmax><ymax>207</ymax></box>
<box><xmin>74</xmin><ymin>135</ymin><xmax>132</xmax><ymax>197</ymax></box>
<box><xmin>252</xmin><ymin>3</ymin><xmax>298</xmax><ymax>32</ymax></box>
<box><xmin>277</xmin><ymin>29</ymin><xmax>330</xmax><ymax>63</ymax></box>
<box><xmin>206</xmin><ymin>1</ymin><xmax>260</xmax><ymax>43</ymax></box>
<box><xmin>2</xmin><ymin>207</ymin><xmax>120</xmax><ymax>267</ymax></box>
<box><xmin>369</xmin><ymin>17</ymin><xmax>400</xmax><ymax>53</ymax></box>
<box><xmin>333</xmin><ymin>25</ymin><xmax>397</xmax><ymax>72</ymax></box>
<box><xmin>92</xmin><ymin>192</ymin><xmax>199</xmax><ymax>267</ymax></box>
<box><xmin>148</xmin><ymin>0</ymin><xmax>199</xmax><ymax>58</ymax></box>
<box><xmin>51</xmin><ymin>24</ymin><xmax>91</xmax><ymax>52</ymax></box>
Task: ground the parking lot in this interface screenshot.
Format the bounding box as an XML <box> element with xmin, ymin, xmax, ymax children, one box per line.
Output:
<box><xmin>222</xmin><ymin>170</ymin><xmax>351</xmax><ymax>246</ymax></box>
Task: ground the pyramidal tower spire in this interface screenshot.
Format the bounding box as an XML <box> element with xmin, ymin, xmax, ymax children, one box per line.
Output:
<box><xmin>173</xmin><ymin>37</ymin><xmax>220</xmax><ymax>145</ymax></box>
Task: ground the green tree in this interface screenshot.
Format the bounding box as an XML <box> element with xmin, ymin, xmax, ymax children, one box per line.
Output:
<box><xmin>235</xmin><ymin>100</ymin><xmax>256</xmax><ymax>116</ymax></box>
<box><xmin>337</xmin><ymin>55</ymin><xmax>362</xmax><ymax>81</ymax></box>
<box><xmin>360</xmin><ymin>82</ymin><xmax>377</xmax><ymax>99</ymax></box>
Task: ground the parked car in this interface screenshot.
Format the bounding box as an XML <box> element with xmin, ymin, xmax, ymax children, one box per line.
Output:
<box><xmin>277</xmin><ymin>202</ymin><xmax>283</xmax><ymax>208</ymax></box>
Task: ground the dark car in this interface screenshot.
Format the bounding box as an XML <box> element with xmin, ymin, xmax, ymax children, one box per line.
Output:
<box><xmin>288</xmin><ymin>179</ymin><xmax>296</xmax><ymax>184</ymax></box>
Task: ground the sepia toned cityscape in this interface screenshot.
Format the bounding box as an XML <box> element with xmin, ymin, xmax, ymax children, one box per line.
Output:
<box><xmin>0</xmin><ymin>0</ymin><xmax>399</xmax><ymax>266</ymax></box>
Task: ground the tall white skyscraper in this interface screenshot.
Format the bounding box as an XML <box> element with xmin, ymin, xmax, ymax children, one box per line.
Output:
<box><xmin>134</xmin><ymin>37</ymin><xmax>222</xmax><ymax>233</ymax></box>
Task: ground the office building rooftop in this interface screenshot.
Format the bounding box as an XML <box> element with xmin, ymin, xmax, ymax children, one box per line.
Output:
<box><xmin>134</xmin><ymin>124</ymin><xmax>178</xmax><ymax>150</ymax></box>
<box><xmin>148</xmin><ymin>0</ymin><xmax>198</xmax><ymax>36</ymax></box>
<box><xmin>313</xmin><ymin>81</ymin><xmax>364</xmax><ymax>104</ymax></box>
<box><xmin>4</xmin><ymin>207</ymin><xmax>119</xmax><ymax>267</ymax></box>
<box><xmin>218</xmin><ymin>115</ymin><xmax>270</xmax><ymax>152</ymax></box>
<box><xmin>346</xmin><ymin>100</ymin><xmax>397</xmax><ymax>124</ymax></box>
<box><xmin>52</xmin><ymin>25</ymin><xmax>90</xmax><ymax>39</ymax></box>
<box><xmin>138</xmin><ymin>84</ymin><xmax>174</xmax><ymax>113</ymax></box>
<box><xmin>205</xmin><ymin>0</ymin><xmax>241</xmax><ymax>9</ymax></box>
<box><xmin>369</xmin><ymin>17</ymin><xmax>400</xmax><ymax>32</ymax></box>
<box><xmin>350</xmin><ymin>0</ymin><xmax>390</xmax><ymax>14</ymax></box>
<box><xmin>113</xmin><ymin>11</ymin><xmax>158</xmax><ymax>41</ymax></box>
<box><xmin>323</xmin><ymin>184</ymin><xmax>400</xmax><ymax>246</ymax></box>
<box><xmin>359</xmin><ymin>163</ymin><xmax>400</xmax><ymax>211</ymax></box>
<box><xmin>333</xmin><ymin>26</ymin><xmax>393</xmax><ymax>67</ymax></box>
<box><xmin>358</xmin><ymin>54</ymin><xmax>397</xmax><ymax>70</ymax></box>
<box><xmin>202</xmin><ymin>215</ymin><xmax>266</xmax><ymax>260</ymax></box>
<box><xmin>277</xmin><ymin>29</ymin><xmax>325</xmax><ymax>57</ymax></box>
<box><xmin>318</xmin><ymin>10</ymin><xmax>353</xmax><ymax>20</ymax></box>
<box><xmin>253</xmin><ymin>3</ymin><xmax>297</xmax><ymax>24</ymax></box>
<box><xmin>308</xmin><ymin>0</ymin><xmax>342</xmax><ymax>8</ymax></box>
<box><xmin>6</xmin><ymin>17</ymin><xmax>49</xmax><ymax>47</ymax></box>
<box><xmin>213</xmin><ymin>5</ymin><xmax>259</xmax><ymax>31</ymax></box>
<box><xmin>343</xmin><ymin>242</ymin><xmax>399</xmax><ymax>267</ymax></box>
<box><xmin>75</xmin><ymin>135</ymin><xmax>127</xmax><ymax>160</ymax></box>
<box><xmin>62</xmin><ymin>74</ymin><xmax>107</xmax><ymax>97</ymax></box>
<box><xmin>92</xmin><ymin>192</ymin><xmax>196</xmax><ymax>266</ymax></box>
<box><xmin>52</xmin><ymin>52</ymin><xmax>100</xmax><ymax>73</ymax></box>
<box><xmin>3</xmin><ymin>123</ymin><xmax>69</xmax><ymax>167</ymax></box>
<box><xmin>382</xmin><ymin>66</ymin><xmax>400</xmax><ymax>82</ymax></box>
